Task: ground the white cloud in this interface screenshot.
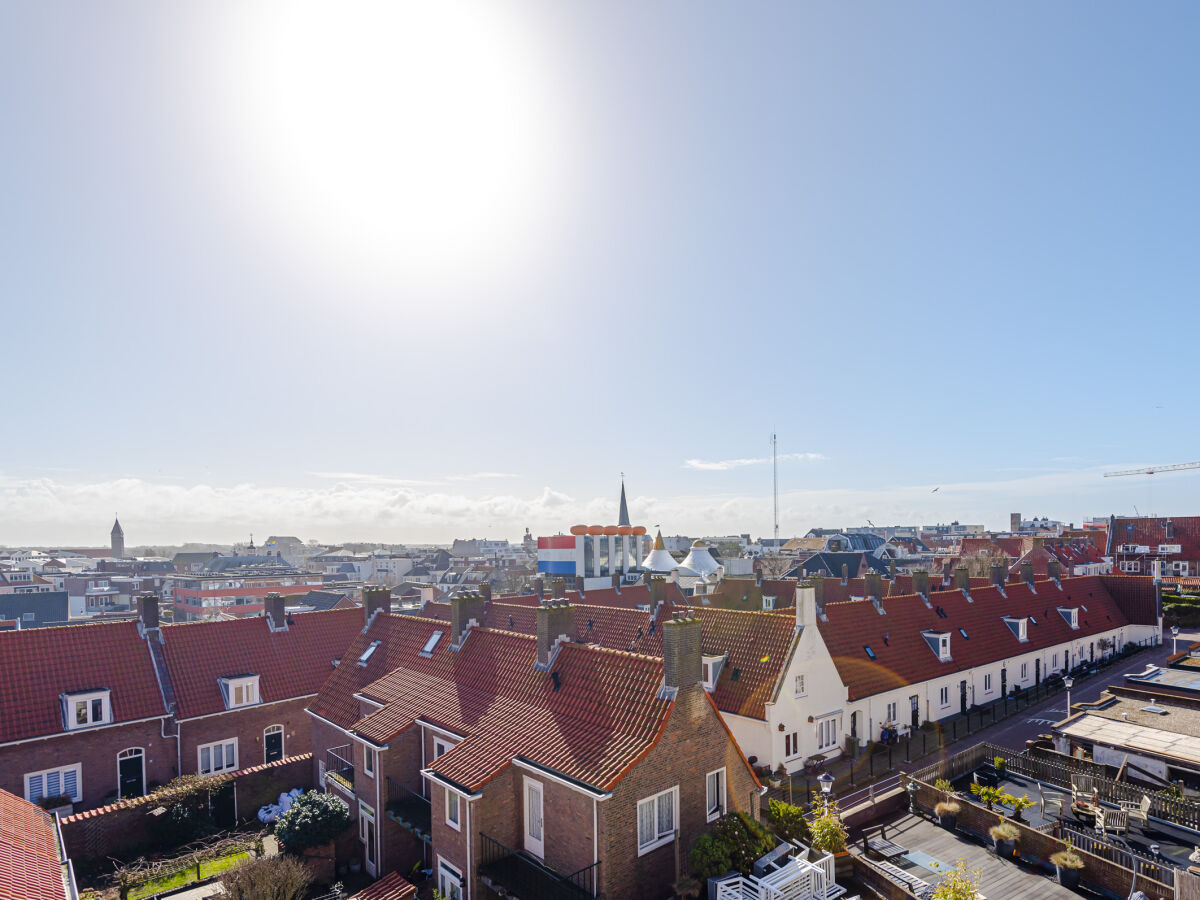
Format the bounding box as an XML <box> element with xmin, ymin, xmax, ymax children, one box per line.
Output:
<box><xmin>444</xmin><ymin>472</ymin><xmax>518</xmax><ymax>481</ymax></box>
<box><xmin>684</xmin><ymin>452</ymin><xmax>825</xmax><ymax>471</ymax></box>
<box><xmin>309</xmin><ymin>472</ymin><xmax>430</xmax><ymax>486</ymax></box>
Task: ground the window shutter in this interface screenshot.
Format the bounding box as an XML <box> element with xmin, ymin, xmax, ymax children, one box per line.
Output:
<box><xmin>63</xmin><ymin>768</ymin><xmax>78</xmax><ymax>800</ymax></box>
<box><xmin>46</xmin><ymin>771</ymin><xmax>61</xmax><ymax>797</ymax></box>
<box><xmin>27</xmin><ymin>774</ymin><xmax>43</xmax><ymax>802</ymax></box>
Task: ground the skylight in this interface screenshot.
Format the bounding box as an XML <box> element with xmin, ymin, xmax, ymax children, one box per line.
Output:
<box><xmin>421</xmin><ymin>631</ymin><xmax>443</xmax><ymax>655</ymax></box>
<box><xmin>959</xmin><ymin>628</ymin><xmax>969</xmax><ymax>639</ymax></box>
<box><xmin>358</xmin><ymin>640</ymin><xmax>382</xmax><ymax>666</ymax></box>
<box><xmin>864</xmin><ymin>645</ymin><xmax>876</xmax><ymax>660</ymax></box>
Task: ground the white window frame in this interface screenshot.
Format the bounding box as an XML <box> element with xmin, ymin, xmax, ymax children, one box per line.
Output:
<box><xmin>437</xmin><ymin>857</ymin><xmax>463</xmax><ymax>900</ymax></box>
<box><xmin>784</xmin><ymin>731</ymin><xmax>800</xmax><ymax>759</ymax></box>
<box><xmin>939</xmin><ymin>634</ymin><xmax>951</xmax><ymax>661</ymax></box>
<box><xmin>885</xmin><ymin>701</ymin><xmax>897</xmax><ymax>723</ymax></box>
<box><xmin>197</xmin><ymin>738</ymin><xmax>238</xmax><ymax>775</ymax></box>
<box><xmin>358</xmin><ymin>800</ymin><xmax>374</xmax><ymax>843</ymax></box>
<box><xmin>702</xmin><ymin>655</ymin><xmax>723</xmax><ymax>692</ymax></box>
<box><xmin>637</xmin><ymin>786</ymin><xmax>678</xmax><ymax>855</ymax></box>
<box><xmin>706</xmin><ymin>768</ymin><xmax>726</xmax><ymax>822</ymax></box>
<box><xmin>433</xmin><ymin>737</ymin><xmax>457</xmax><ymax>760</ymax></box>
<box><xmin>816</xmin><ymin>716</ymin><xmax>839</xmax><ymax>751</ymax></box>
<box><xmin>1020</xmin><ymin>662</ymin><xmax>1028</xmax><ymax>680</ymax></box>
<box><xmin>762</xmin><ymin>594</ymin><xmax>775</xmax><ymax>611</ymax></box>
<box><xmin>362</xmin><ymin>744</ymin><xmax>374</xmax><ymax>777</ymax></box>
<box><xmin>219</xmin><ymin>675</ymin><xmax>260</xmax><ymax>710</ymax></box>
<box><xmin>939</xmin><ymin>686</ymin><xmax>950</xmax><ymax>707</ymax></box>
<box><xmin>984</xmin><ymin>673</ymin><xmax>992</xmax><ymax>693</ymax></box>
<box><xmin>445</xmin><ymin>786</ymin><xmax>461</xmax><ymax>831</ymax></box>
<box><xmin>794</xmin><ymin>674</ymin><xmax>806</xmax><ymax>697</ymax></box>
<box><xmin>63</xmin><ymin>689</ymin><xmax>111</xmax><ymax>730</ymax></box>
<box><xmin>24</xmin><ymin>764</ymin><xmax>82</xmax><ymax>804</ymax></box>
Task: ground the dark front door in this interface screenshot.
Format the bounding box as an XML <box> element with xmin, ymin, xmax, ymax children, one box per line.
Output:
<box><xmin>1001</xmin><ymin>668</ymin><xmax>1007</xmax><ymax>696</ymax></box>
<box><xmin>118</xmin><ymin>751</ymin><xmax>144</xmax><ymax>799</ymax></box>
<box><xmin>910</xmin><ymin>695</ymin><xmax>920</xmax><ymax>730</ymax></box>
<box><xmin>265</xmin><ymin>729</ymin><xmax>283</xmax><ymax>763</ymax></box>
<box><xmin>959</xmin><ymin>680</ymin><xmax>968</xmax><ymax>715</ymax></box>
<box><xmin>1035</xmin><ymin>658</ymin><xmax>1041</xmax><ymax>685</ymax></box>
<box><xmin>850</xmin><ymin>711</ymin><xmax>858</xmax><ymax>741</ymax></box>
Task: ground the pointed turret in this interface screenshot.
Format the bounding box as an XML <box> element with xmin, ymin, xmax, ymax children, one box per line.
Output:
<box><xmin>618</xmin><ymin>479</ymin><xmax>631</xmax><ymax>528</ymax></box>
<box><xmin>642</xmin><ymin>530</ymin><xmax>679</xmax><ymax>573</ymax></box>
<box><xmin>110</xmin><ymin>516</ymin><xmax>125</xmax><ymax>559</ymax></box>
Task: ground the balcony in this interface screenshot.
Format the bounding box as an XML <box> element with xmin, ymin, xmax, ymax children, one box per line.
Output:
<box><xmin>325</xmin><ymin>745</ymin><xmax>354</xmax><ymax>790</ymax></box>
<box><xmin>385</xmin><ymin>777</ymin><xmax>431</xmax><ymax>843</ymax></box>
<box><xmin>479</xmin><ymin>832</ymin><xmax>598</xmax><ymax>900</ymax></box>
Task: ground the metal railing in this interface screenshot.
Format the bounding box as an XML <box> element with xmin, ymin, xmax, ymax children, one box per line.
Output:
<box><xmin>385</xmin><ymin>777</ymin><xmax>431</xmax><ymax>841</ymax></box>
<box><xmin>325</xmin><ymin>745</ymin><xmax>354</xmax><ymax>788</ymax></box>
<box><xmin>1058</xmin><ymin>821</ymin><xmax>1175</xmax><ymax>888</ymax></box>
<box><xmin>478</xmin><ymin>832</ymin><xmax>598</xmax><ymax>899</ymax></box>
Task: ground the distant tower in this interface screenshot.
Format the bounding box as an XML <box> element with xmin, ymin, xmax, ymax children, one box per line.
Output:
<box><xmin>111</xmin><ymin>516</ymin><xmax>125</xmax><ymax>558</ymax></box>
<box><xmin>618</xmin><ymin>476</ymin><xmax>631</xmax><ymax>528</ymax></box>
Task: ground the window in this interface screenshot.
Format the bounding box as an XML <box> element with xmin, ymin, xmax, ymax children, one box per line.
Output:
<box><xmin>438</xmin><ymin>858</ymin><xmax>463</xmax><ymax>900</ymax></box>
<box><xmin>198</xmin><ymin>739</ymin><xmax>238</xmax><ymax>775</ymax></box>
<box><xmin>939</xmin><ymin>635</ymin><xmax>950</xmax><ymax>660</ymax></box>
<box><xmin>433</xmin><ymin>737</ymin><xmax>457</xmax><ymax>760</ymax></box>
<box><xmin>794</xmin><ymin>674</ymin><xmax>806</xmax><ymax>697</ymax></box>
<box><xmin>1053</xmin><ymin>652</ymin><xmax>1059</xmax><ymax>669</ymax></box>
<box><xmin>363</xmin><ymin>746</ymin><xmax>375</xmax><ymax>777</ymax></box>
<box><xmin>218</xmin><ymin>675</ymin><xmax>260</xmax><ymax>710</ymax></box>
<box><xmin>700</xmin><ymin>769</ymin><xmax>726</xmax><ymax>823</ymax></box>
<box><xmin>885</xmin><ymin>701</ymin><xmax>897</xmax><ymax>722</ymax></box>
<box><xmin>637</xmin><ymin>786</ymin><xmax>678</xmax><ymax>854</ymax></box>
<box><xmin>63</xmin><ymin>690</ymin><xmax>110</xmax><ymax>730</ymax></box>
<box><xmin>25</xmin><ymin>764</ymin><xmax>81</xmax><ymax>804</ymax></box>
<box><xmin>702</xmin><ymin>655</ymin><xmax>723</xmax><ymax>691</ymax></box>
<box><xmin>784</xmin><ymin>731</ymin><xmax>800</xmax><ymax>758</ymax></box>
<box><xmin>358</xmin><ymin>640</ymin><xmax>382</xmax><ymax>666</ymax></box>
<box><xmin>984</xmin><ymin>673</ymin><xmax>992</xmax><ymax>693</ymax></box>
<box><xmin>817</xmin><ymin>716</ymin><xmax>839</xmax><ymax>750</ymax></box>
<box><xmin>864</xmin><ymin>645</ymin><xmax>876</xmax><ymax>660</ymax></box>
<box><xmin>421</xmin><ymin>632</ymin><xmax>443</xmax><ymax>656</ymax></box>
<box><xmin>446</xmin><ymin>787</ymin><xmax>461</xmax><ymax>830</ymax></box>
<box><xmin>1020</xmin><ymin>662</ymin><xmax>1028</xmax><ymax>680</ymax></box>
<box><xmin>358</xmin><ymin>801</ymin><xmax>374</xmax><ymax>842</ymax></box>
<box><xmin>762</xmin><ymin>595</ymin><xmax>775</xmax><ymax>611</ymax></box>
<box><xmin>939</xmin><ymin>686</ymin><xmax>950</xmax><ymax>707</ymax></box>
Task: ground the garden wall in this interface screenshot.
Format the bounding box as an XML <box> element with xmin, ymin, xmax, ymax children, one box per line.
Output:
<box><xmin>62</xmin><ymin>753</ymin><xmax>312</xmax><ymax>865</ymax></box>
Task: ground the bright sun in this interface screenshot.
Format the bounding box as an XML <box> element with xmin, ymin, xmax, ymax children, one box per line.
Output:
<box><xmin>210</xmin><ymin>1</ymin><xmax>567</xmax><ymax>295</ymax></box>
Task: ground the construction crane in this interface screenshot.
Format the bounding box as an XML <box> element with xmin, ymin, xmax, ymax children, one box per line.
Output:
<box><xmin>1104</xmin><ymin>461</ymin><xmax>1200</xmax><ymax>477</ymax></box>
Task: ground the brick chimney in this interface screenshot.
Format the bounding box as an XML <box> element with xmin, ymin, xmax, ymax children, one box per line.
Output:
<box><xmin>364</xmin><ymin>587</ymin><xmax>390</xmax><ymax>626</ymax></box>
<box><xmin>1021</xmin><ymin>561</ymin><xmax>1035</xmax><ymax>588</ymax></box>
<box><xmin>574</xmin><ymin>575</ymin><xmax>585</xmax><ymax>595</ymax></box>
<box><xmin>136</xmin><ymin>592</ymin><xmax>159</xmax><ymax>633</ymax></box>
<box><xmin>611</xmin><ymin>573</ymin><xmax>620</xmax><ymax>591</ymax></box>
<box><xmin>954</xmin><ymin>566</ymin><xmax>969</xmax><ymax>593</ymax></box>
<box><xmin>662</xmin><ymin>615</ymin><xmax>702</xmax><ymax>692</ymax></box>
<box><xmin>913</xmin><ymin>570</ymin><xmax>931</xmax><ymax>598</ymax></box>
<box><xmin>648</xmin><ymin>576</ymin><xmax>667</xmax><ymax>612</ymax></box>
<box><xmin>480</xmin><ymin>583</ymin><xmax>492</xmax><ymax>603</ymax></box>
<box><xmin>534</xmin><ymin>577</ymin><xmax>544</xmax><ymax>603</ymax></box>
<box><xmin>888</xmin><ymin>558</ymin><xmax>897</xmax><ymax>580</ymax></box>
<box><xmin>990</xmin><ymin>562</ymin><xmax>1007</xmax><ymax>590</ymax></box>
<box><xmin>264</xmin><ymin>592</ymin><xmax>287</xmax><ymax>631</ymax></box>
<box><xmin>552</xmin><ymin>578</ymin><xmax>566</xmax><ymax>600</ymax></box>
<box><xmin>536</xmin><ymin>601</ymin><xmax>574</xmax><ymax>669</ymax></box>
<box><xmin>755</xmin><ymin>568</ymin><xmax>763</xmax><ymax>587</ymax></box>
<box><xmin>810</xmin><ymin>576</ymin><xmax>825</xmax><ymax>615</ymax></box>
<box><xmin>841</xmin><ymin>564</ymin><xmax>849</xmax><ymax>586</ymax></box>
<box><xmin>864</xmin><ymin>572</ymin><xmax>883</xmax><ymax>601</ymax></box>
<box><xmin>1047</xmin><ymin>559</ymin><xmax>1062</xmax><ymax>582</ymax></box>
<box><xmin>451</xmin><ymin>593</ymin><xmax>486</xmax><ymax>648</ymax></box>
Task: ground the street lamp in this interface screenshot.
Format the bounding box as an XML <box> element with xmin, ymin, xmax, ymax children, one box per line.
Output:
<box><xmin>1172</xmin><ymin>625</ymin><xmax>1180</xmax><ymax>655</ymax></box>
<box><xmin>1064</xmin><ymin>675</ymin><xmax>1074</xmax><ymax>716</ymax></box>
<box><xmin>907</xmin><ymin>779</ymin><xmax>920</xmax><ymax>815</ymax></box>
<box><xmin>818</xmin><ymin>772</ymin><xmax>835</xmax><ymax>797</ymax></box>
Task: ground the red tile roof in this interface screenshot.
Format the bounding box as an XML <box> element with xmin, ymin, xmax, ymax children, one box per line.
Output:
<box><xmin>0</xmin><ymin>621</ymin><xmax>167</xmax><ymax>744</ymax></box>
<box><xmin>816</xmin><ymin>575</ymin><xmax>1136</xmax><ymax>700</ymax></box>
<box><xmin>160</xmin><ymin>608</ymin><xmax>364</xmax><ymax>719</ymax></box>
<box><xmin>0</xmin><ymin>788</ymin><xmax>66</xmax><ymax>900</ymax></box>
<box><xmin>351</xmin><ymin>872</ymin><xmax>417</xmax><ymax>900</ymax></box>
<box><xmin>1110</xmin><ymin>516</ymin><xmax>1200</xmax><ymax>560</ymax></box>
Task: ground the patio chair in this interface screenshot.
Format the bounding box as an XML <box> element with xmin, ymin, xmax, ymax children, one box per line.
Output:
<box><xmin>1097</xmin><ymin>807</ymin><xmax>1129</xmax><ymax>836</ymax></box>
<box><xmin>1070</xmin><ymin>775</ymin><xmax>1094</xmax><ymax>804</ymax></box>
<box><xmin>1118</xmin><ymin>794</ymin><xmax>1151</xmax><ymax>829</ymax></box>
<box><xmin>1042</xmin><ymin>790</ymin><xmax>1066</xmax><ymax>821</ymax></box>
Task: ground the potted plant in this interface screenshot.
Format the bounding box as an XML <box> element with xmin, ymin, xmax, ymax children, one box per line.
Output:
<box><xmin>1007</xmin><ymin>793</ymin><xmax>1036</xmax><ymax>822</ymax></box>
<box><xmin>989</xmin><ymin>822</ymin><xmax>1019</xmax><ymax>858</ymax></box>
<box><xmin>1050</xmin><ymin>843</ymin><xmax>1084</xmax><ymax>888</ymax></box>
<box><xmin>993</xmin><ymin>755</ymin><xmax>1007</xmax><ymax>775</ymax></box>
<box><xmin>934</xmin><ymin>799</ymin><xmax>961</xmax><ymax>831</ymax></box>
<box><xmin>810</xmin><ymin>792</ymin><xmax>851</xmax><ymax>880</ymax></box>
<box><xmin>934</xmin><ymin>778</ymin><xmax>954</xmax><ymax>793</ymax></box>
<box><xmin>931</xmin><ymin>860</ymin><xmax>983</xmax><ymax>900</ymax></box>
<box><xmin>970</xmin><ymin>783</ymin><xmax>1005</xmax><ymax>810</ymax></box>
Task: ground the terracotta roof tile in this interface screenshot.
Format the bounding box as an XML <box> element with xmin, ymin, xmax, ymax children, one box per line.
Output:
<box><xmin>0</xmin><ymin>620</ymin><xmax>166</xmax><ymax>744</ymax></box>
<box><xmin>352</xmin><ymin>872</ymin><xmax>417</xmax><ymax>900</ymax></box>
<box><xmin>0</xmin><ymin>788</ymin><xmax>66</xmax><ymax>900</ymax></box>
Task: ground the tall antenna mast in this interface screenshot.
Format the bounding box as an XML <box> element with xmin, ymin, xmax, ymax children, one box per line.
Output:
<box><xmin>772</xmin><ymin>432</ymin><xmax>779</xmax><ymax>548</ymax></box>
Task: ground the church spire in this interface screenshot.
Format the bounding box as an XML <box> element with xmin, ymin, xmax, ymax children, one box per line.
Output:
<box><xmin>618</xmin><ymin>476</ymin><xmax>630</xmax><ymax>527</ymax></box>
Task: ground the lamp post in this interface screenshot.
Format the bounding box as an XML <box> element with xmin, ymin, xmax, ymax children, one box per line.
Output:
<box><xmin>1172</xmin><ymin>625</ymin><xmax>1180</xmax><ymax>655</ymax></box>
<box><xmin>818</xmin><ymin>771</ymin><xmax>834</xmax><ymax>798</ymax></box>
<box><xmin>1064</xmin><ymin>675</ymin><xmax>1074</xmax><ymax>717</ymax></box>
<box><xmin>907</xmin><ymin>779</ymin><xmax>919</xmax><ymax>815</ymax></box>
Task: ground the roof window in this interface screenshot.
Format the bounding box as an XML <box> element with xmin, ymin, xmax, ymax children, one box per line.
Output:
<box><xmin>359</xmin><ymin>640</ymin><xmax>383</xmax><ymax>666</ymax></box>
<box><xmin>958</xmin><ymin>628</ymin><xmax>969</xmax><ymax>639</ymax></box>
<box><xmin>61</xmin><ymin>689</ymin><xmax>111</xmax><ymax>731</ymax></box>
<box><xmin>922</xmin><ymin>630</ymin><xmax>952</xmax><ymax>662</ymax></box>
<box><xmin>1002</xmin><ymin>616</ymin><xmax>1029</xmax><ymax>642</ymax></box>
<box><xmin>219</xmin><ymin>675</ymin><xmax>260</xmax><ymax>709</ymax></box>
<box><xmin>1057</xmin><ymin>607</ymin><xmax>1080</xmax><ymax>630</ymax></box>
<box><xmin>421</xmin><ymin>631</ymin><xmax>443</xmax><ymax>656</ymax></box>
<box><xmin>864</xmin><ymin>645</ymin><xmax>876</xmax><ymax>660</ymax></box>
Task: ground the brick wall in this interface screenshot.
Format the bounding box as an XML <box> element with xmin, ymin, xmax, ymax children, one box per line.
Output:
<box><xmin>376</xmin><ymin>729</ymin><xmax>425</xmax><ymax>875</ymax></box>
<box><xmin>0</xmin><ymin>718</ymin><xmax>175</xmax><ymax>810</ymax></box>
<box><xmin>179</xmin><ymin>697</ymin><xmax>314</xmax><ymax>775</ymax></box>
<box><xmin>602</xmin><ymin>684</ymin><xmax>760</xmax><ymax>899</ymax></box>
<box><xmin>60</xmin><ymin>753</ymin><xmax>312</xmax><ymax>864</ymax></box>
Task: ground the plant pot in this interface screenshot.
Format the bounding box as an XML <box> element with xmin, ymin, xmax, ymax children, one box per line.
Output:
<box><xmin>994</xmin><ymin>839</ymin><xmax>1015</xmax><ymax>858</ymax></box>
<box><xmin>1055</xmin><ymin>865</ymin><xmax>1081</xmax><ymax>888</ymax></box>
<box><xmin>939</xmin><ymin>813</ymin><xmax>958</xmax><ymax>832</ymax></box>
<box><xmin>833</xmin><ymin>850</ymin><xmax>853</xmax><ymax>881</ymax></box>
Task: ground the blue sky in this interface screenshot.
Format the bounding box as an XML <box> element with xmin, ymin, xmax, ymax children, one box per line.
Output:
<box><xmin>3</xmin><ymin>2</ymin><xmax>1199</xmax><ymax>545</ymax></box>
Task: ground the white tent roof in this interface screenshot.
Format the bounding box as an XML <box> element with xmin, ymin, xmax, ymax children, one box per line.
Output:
<box><xmin>681</xmin><ymin>540</ymin><xmax>721</xmax><ymax>577</ymax></box>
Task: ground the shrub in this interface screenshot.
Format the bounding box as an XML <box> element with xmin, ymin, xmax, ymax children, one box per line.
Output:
<box><xmin>689</xmin><ymin>832</ymin><xmax>733</xmax><ymax>881</ymax></box>
<box><xmin>275</xmin><ymin>791</ymin><xmax>351</xmax><ymax>853</ymax></box>
<box><xmin>809</xmin><ymin>793</ymin><xmax>847</xmax><ymax>854</ymax></box>
<box><xmin>36</xmin><ymin>794</ymin><xmax>72</xmax><ymax>810</ymax></box>
<box><xmin>931</xmin><ymin>859</ymin><xmax>982</xmax><ymax>900</ymax></box>
<box><xmin>934</xmin><ymin>778</ymin><xmax>954</xmax><ymax>792</ymax></box>
<box><xmin>766</xmin><ymin>798</ymin><xmax>811</xmax><ymax>844</ymax></box>
<box><xmin>709</xmin><ymin>813</ymin><xmax>774</xmax><ymax>875</ymax></box>
<box><xmin>993</xmin><ymin>756</ymin><xmax>1006</xmax><ymax>772</ymax></box>
<box><xmin>220</xmin><ymin>855</ymin><xmax>313</xmax><ymax>900</ymax></box>
<box><xmin>989</xmin><ymin>822</ymin><xmax>1019</xmax><ymax>843</ymax></box>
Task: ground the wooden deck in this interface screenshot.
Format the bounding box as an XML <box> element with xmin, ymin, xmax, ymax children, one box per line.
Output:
<box><xmin>854</xmin><ymin>813</ymin><xmax>1084</xmax><ymax>899</ymax></box>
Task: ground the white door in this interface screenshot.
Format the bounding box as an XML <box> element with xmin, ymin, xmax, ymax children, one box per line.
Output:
<box><xmin>524</xmin><ymin>777</ymin><xmax>545</xmax><ymax>858</ymax></box>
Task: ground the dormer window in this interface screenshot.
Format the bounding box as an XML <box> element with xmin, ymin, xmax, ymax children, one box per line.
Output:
<box><xmin>1058</xmin><ymin>606</ymin><xmax>1080</xmax><ymax>630</ymax></box>
<box><xmin>762</xmin><ymin>595</ymin><xmax>776</xmax><ymax>611</ymax></box>
<box><xmin>702</xmin><ymin>655</ymin><xmax>724</xmax><ymax>691</ymax></box>
<box><xmin>62</xmin><ymin>690</ymin><xmax>111</xmax><ymax>730</ymax></box>
<box><xmin>219</xmin><ymin>675</ymin><xmax>261</xmax><ymax>710</ymax></box>
<box><xmin>922</xmin><ymin>630</ymin><xmax>952</xmax><ymax>662</ymax></box>
<box><xmin>1003</xmin><ymin>617</ymin><xmax>1029</xmax><ymax>642</ymax></box>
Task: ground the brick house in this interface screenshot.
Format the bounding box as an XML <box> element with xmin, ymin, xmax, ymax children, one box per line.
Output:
<box><xmin>308</xmin><ymin>594</ymin><xmax>761</xmax><ymax>899</ymax></box>
<box><xmin>0</xmin><ymin>787</ymin><xmax>75</xmax><ymax>899</ymax></box>
<box><xmin>0</xmin><ymin>619</ymin><xmax>173</xmax><ymax>810</ymax></box>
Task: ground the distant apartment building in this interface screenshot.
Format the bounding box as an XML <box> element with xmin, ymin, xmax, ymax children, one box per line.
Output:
<box><xmin>1108</xmin><ymin>515</ymin><xmax>1200</xmax><ymax>577</ymax></box>
<box><xmin>166</xmin><ymin>572</ymin><xmax>325</xmax><ymax>621</ymax></box>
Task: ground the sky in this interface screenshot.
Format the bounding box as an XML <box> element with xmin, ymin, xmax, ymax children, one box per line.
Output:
<box><xmin>3</xmin><ymin>1</ymin><xmax>1200</xmax><ymax>546</ymax></box>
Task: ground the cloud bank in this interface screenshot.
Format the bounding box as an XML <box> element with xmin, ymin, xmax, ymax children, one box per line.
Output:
<box><xmin>684</xmin><ymin>453</ymin><xmax>826</xmax><ymax>471</ymax></box>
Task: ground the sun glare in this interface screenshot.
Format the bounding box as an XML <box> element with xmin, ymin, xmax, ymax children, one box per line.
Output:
<box><xmin>209</xmin><ymin>1</ymin><xmax>568</xmax><ymax>295</ymax></box>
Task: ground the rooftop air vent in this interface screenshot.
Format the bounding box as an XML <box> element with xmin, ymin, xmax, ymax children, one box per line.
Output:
<box><xmin>1140</xmin><ymin>699</ymin><xmax>1169</xmax><ymax>715</ymax></box>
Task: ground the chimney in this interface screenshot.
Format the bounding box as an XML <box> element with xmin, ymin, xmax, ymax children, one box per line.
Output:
<box><xmin>136</xmin><ymin>592</ymin><xmax>160</xmax><ymax>632</ymax></box>
<box><xmin>648</xmin><ymin>576</ymin><xmax>667</xmax><ymax>612</ymax></box>
<box><xmin>536</xmin><ymin>600</ymin><xmax>574</xmax><ymax>669</ymax></box>
<box><xmin>810</xmin><ymin>576</ymin><xmax>825</xmax><ymax>617</ymax></box>
<box><xmin>1031</xmin><ymin>536</ymin><xmax>1046</xmax><ymax>551</ymax></box>
<box><xmin>1021</xmin><ymin>561</ymin><xmax>1035</xmax><ymax>588</ymax></box>
<box><xmin>913</xmin><ymin>570</ymin><xmax>931</xmax><ymax>598</ymax></box>
<box><xmin>611</xmin><ymin>573</ymin><xmax>620</xmax><ymax>591</ymax></box>
<box><xmin>480</xmin><ymin>583</ymin><xmax>492</xmax><ymax>603</ymax></box>
<box><xmin>552</xmin><ymin>578</ymin><xmax>566</xmax><ymax>600</ymax></box>
<box><xmin>1047</xmin><ymin>559</ymin><xmax>1062</xmax><ymax>582</ymax></box>
<box><xmin>841</xmin><ymin>564</ymin><xmax>849</xmax><ymax>586</ymax></box>
<box><xmin>990</xmin><ymin>562</ymin><xmax>1007</xmax><ymax>590</ymax></box>
<box><xmin>574</xmin><ymin>575</ymin><xmax>585</xmax><ymax>595</ymax></box>
<box><xmin>662</xmin><ymin>615</ymin><xmax>702</xmax><ymax>692</ymax></box>
<box><xmin>864</xmin><ymin>572</ymin><xmax>883</xmax><ymax>601</ymax></box>
<box><xmin>451</xmin><ymin>592</ymin><xmax>486</xmax><ymax>648</ymax></box>
<box><xmin>364</xmin><ymin>587</ymin><xmax>390</xmax><ymax>626</ymax></box>
<box><xmin>954</xmin><ymin>566</ymin><xmax>969</xmax><ymax>593</ymax></box>
<box><xmin>534</xmin><ymin>577</ymin><xmax>544</xmax><ymax>603</ymax></box>
<box><xmin>264</xmin><ymin>592</ymin><xmax>287</xmax><ymax>631</ymax></box>
<box><xmin>756</xmin><ymin>568</ymin><xmax>763</xmax><ymax>587</ymax></box>
<box><xmin>796</xmin><ymin>582</ymin><xmax>818</xmax><ymax>628</ymax></box>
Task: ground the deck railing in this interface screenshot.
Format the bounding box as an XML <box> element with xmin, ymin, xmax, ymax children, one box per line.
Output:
<box><xmin>1058</xmin><ymin>821</ymin><xmax>1175</xmax><ymax>888</ymax></box>
<box><xmin>478</xmin><ymin>832</ymin><xmax>598</xmax><ymax>899</ymax></box>
<box><xmin>325</xmin><ymin>745</ymin><xmax>354</xmax><ymax>788</ymax></box>
<box><xmin>385</xmin><ymin>778</ymin><xmax>431</xmax><ymax>841</ymax></box>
